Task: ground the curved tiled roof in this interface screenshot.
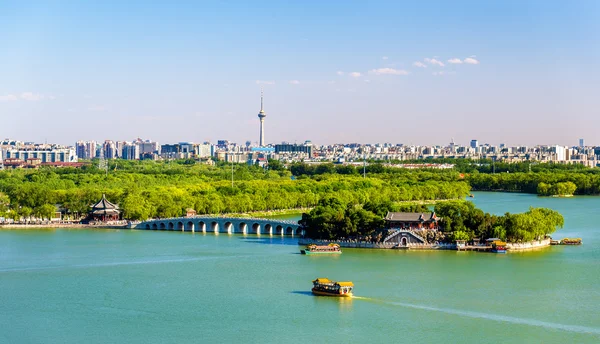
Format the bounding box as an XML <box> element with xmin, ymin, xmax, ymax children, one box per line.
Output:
<box><xmin>91</xmin><ymin>194</ymin><xmax>119</xmax><ymax>211</ymax></box>
<box><xmin>384</xmin><ymin>212</ymin><xmax>439</xmax><ymax>222</ymax></box>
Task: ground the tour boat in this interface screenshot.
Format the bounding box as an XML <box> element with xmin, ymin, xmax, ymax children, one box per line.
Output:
<box><xmin>301</xmin><ymin>243</ymin><xmax>342</xmax><ymax>255</ymax></box>
<box><xmin>490</xmin><ymin>240</ymin><xmax>507</xmax><ymax>253</ymax></box>
<box><xmin>561</xmin><ymin>238</ymin><xmax>582</xmax><ymax>245</ymax></box>
<box><xmin>311</xmin><ymin>278</ymin><xmax>354</xmax><ymax>297</ymax></box>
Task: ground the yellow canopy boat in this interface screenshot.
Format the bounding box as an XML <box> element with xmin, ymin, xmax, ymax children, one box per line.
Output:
<box><xmin>311</xmin><ymin>278</ymin><xmax>354</xmax><ymax>297</ymax></box>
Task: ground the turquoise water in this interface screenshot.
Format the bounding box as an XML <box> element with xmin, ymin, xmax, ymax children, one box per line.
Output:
<box><xmin>1</xmin><ymin>192</ymin><xmax>599</xmax><ymax>343</ymax></box>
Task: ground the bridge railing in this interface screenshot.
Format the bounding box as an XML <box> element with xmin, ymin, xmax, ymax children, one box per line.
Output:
<box><xmin>139</xmin><ymin>215</ymin><xmax>299</xmax><ymax>226</ymax></box>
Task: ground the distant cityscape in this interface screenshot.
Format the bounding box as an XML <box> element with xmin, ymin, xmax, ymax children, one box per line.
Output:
<box><xmin>2</xmin><ymin>92</ymin><xmax>599</xmax><ymax>169</ymax></box>
<box><xmin>1</xmin><ymin>137</ymin><xmax>599</xmax><ymax>170</ymax></box>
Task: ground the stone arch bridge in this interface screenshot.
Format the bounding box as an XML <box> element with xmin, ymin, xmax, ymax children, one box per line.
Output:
<box><xmin>136</xmin><ymin>216</ymin><xmax>303</xmax><ymax>236</ymax></box>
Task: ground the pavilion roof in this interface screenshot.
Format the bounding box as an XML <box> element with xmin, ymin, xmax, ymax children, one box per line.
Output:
<box><xmin>384</xmin><ymin>212</ymin><xmax>439</xmax><ymax>222</ymax></box>
<box><xmin>91</xmin><ymin>194</ymin><xmax>119</xmax><ymax>211</ymax></box>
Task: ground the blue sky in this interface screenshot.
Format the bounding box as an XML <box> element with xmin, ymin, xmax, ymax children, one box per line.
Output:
<box><xmin>1</xmin><ymin>0</ymin><xmax>598</xmax><ymax>146</ymax></box>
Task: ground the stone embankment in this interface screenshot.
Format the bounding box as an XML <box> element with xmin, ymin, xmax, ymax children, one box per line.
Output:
<box><xmin>506</xmin><ymin>238</ymin><xmax>551</xmax><ymax>251</ymax></box>
<box><xmin>298</xmin><ymin>238</ymin><xmax>552</xmax><ymax>251</ymax></box>
<box><xmin>0</xmin><ymin>221</ymin><xmax>130</xmax><ymax>229</ymax></box>
<box><xmin>298</xmin><ymin>238</ymin><xmax>456</xmax><ymax>250</ymax></box>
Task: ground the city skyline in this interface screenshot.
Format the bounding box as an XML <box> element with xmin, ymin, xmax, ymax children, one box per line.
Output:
<box><xmin>1</xmin><ymin>1</ymin><xmax>598</xmax><ymax>146</ymax></box>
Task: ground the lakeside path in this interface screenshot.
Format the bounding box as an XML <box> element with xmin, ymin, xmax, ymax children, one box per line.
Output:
<box><xmin>0</xmin><ymin>223</ymin><xmax>128</xmax><ymax>230</ymax></box>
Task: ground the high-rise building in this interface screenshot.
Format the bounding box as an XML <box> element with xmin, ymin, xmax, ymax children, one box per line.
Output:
<box><xmin>103</xmin><ymin>140</ymin><xmax>117</xmax><ymax>159</ymax></box>
<box><xmin>257</xmin><ymin>90</ymin><xmax>266</xmax><ymax>146</ymax></box>
<box><xmin>137</xmin><ymin>139</ymin><xmax>160</xmax><ymax>156</ymax></box>
<box><xmin>75</xmin><ymin>141</ymin><xmax>97</xmax><ymax>159</ymax></box>
<box><xmin>470</xmin><ymin>139</ymin><xmax>478</xmax><ymax>149</ymax></box>
<box><xmin>551</xmin><ymin>145</ymin><xmax>567</xmax><ymax>161</ymax></box>
<box><xmin>122</xmin><ymin>143</ymin><xmax>140</xmax><ymax>160</ymax></box>
<box><xmin>579</xmin><ymin>138</ymin><xmax>585</xmax><ymax>147</ymax></box>
<box><xmin>197</xmin><ymin>143</ymin><xmax>213</xmax><ymax>158</ymax></box>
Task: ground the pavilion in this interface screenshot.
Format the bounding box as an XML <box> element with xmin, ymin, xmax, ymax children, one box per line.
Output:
<box><xmin>88</xmin><ymin>194</ymin><xmax>121</xmax><ymax>222</ymax></box>
<box><xmin>384</xmin><ymin>212</ymin><xmax>441</xmax><ymax>230</ymax></box>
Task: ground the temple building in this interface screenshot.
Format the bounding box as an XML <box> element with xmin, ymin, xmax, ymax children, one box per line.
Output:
<box><xmin>384</xmin><ymin>212</ymin><xmax>441</xmax><ymax>230</ymax></box>
<box><xmin>88</xmin><ymin>195</ymin><xmax>121</xmax><ymax>222</ymax></box>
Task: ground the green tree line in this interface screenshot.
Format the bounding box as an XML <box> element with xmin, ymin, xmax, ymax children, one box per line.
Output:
<box><xmin>301</xmin><ymin>198</ymin><xmax>564</xmax><ymax>243</ymax></box>
<box><xmin>434</xmin><ymin>200</ymin><xmax>563</xmax><ymax>242</ymax></box>
<box><xmin>0</xmin><ymin>162</ymin><xmax>469</xmax><ymax>221</ymax></box>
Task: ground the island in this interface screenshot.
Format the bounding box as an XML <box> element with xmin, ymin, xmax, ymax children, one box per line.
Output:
<box><xmin>298</xmin><ymin>199</ymin><xmax>566</xmax><ymax>252</ymax></box>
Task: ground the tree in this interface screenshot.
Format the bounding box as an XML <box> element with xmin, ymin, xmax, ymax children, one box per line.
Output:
<box><xmin>0</xmin><ymin>192</ymin><xmax>9</xmax><ymax>218</ymax></box>
<box><xmin>267</xmin><ymin>159</ymin><xmax>284</xmax><ymax>171</ymax></box>
<box><xmin>121</xmin><ymin>193</ymin><xmax>152</xmax><ymax>220</ymax></box>
<box><xmin>36</xmin><ymin>204</ymin><xmax>57</xmax><ymax>220</ymax></box>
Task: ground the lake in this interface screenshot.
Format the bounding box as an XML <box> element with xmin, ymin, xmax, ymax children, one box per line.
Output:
<box><xmin>1</xmin><ymin>192</ymin><xmax>599</xmax><ymax>343</ymax></box>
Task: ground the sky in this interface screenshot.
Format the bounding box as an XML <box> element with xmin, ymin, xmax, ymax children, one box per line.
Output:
<box><xmin>0</xmin><ymin>0</ymin><xmax>599</xmax><ymax>147</ymax></box>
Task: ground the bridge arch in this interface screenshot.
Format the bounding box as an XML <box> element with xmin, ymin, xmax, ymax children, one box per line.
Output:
<box><xmin>197</xmin><ymin>221</ymin><xmax>206</xmax><ymax>233</ymax></box>
<box><xmin>285</xmin><ymin>226</ymin><xmax>293</xmax><ymax>235</ymax></box>
<box><xmin>224</xmin><ymin>221</ymin><xmax>233</xmax><ymax>234</ymax></box>
<box><xmin>168</xmin><ymin>222</ymin><xmax>174</xmax><ymax>230</ymax></box>
<box><xmin>238</xmin><ymin>222</ymin><xmax>247</xmax><ymax>234</ymax></box>
<box><xmin>186</xmin><ymin>221</ymin><xmax>194</xmax><ymax>232</ymax></box>
<box><xmin>211</xmin><ymin>221</ymin><xmax>219</xmax><ymax>233</ymax></box>
<box><xmin>276</xmin><ymin>225</ymin><xmax>283</xmax><ymax>235</ymax></box>
<box><xmin>151</xmin><ymin>223</ymin><xmax>158</xmax><ymax>230</ymax></box>
<box><xmin>177</xmin><ymin>221</ymin><xmax>184</xmax><ymax>231</ymax></box>
<box><xmin>264</xmin><ymin>224</ymin><xmax>272</xmax><ymax>235</ymax></box>
<box><xmin>251</xmin><ymin>223</ymin><xmax>260</xmax><ymax>234</ymax></box>
<box><xmin>159</xmin><ymin>223</ymin><xmax>166</xmax><ymax>230</ymax></box>
<box><xmin>145</xmin><ymin>224</ymin><xmax>150</xmax><ymax>229</ymax></box>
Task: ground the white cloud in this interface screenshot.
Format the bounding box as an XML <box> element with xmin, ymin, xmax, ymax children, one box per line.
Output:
<box><xmin>0</xmin><ymin>94</ymin><xmax>18</xmax><ymax>102</ymax></box>
<box><xmin>1</xmin><ymin>92</ymin><xmax>55</xmax><ymax>102</ymax></box>
<box><xmin>336</xmin><ymin>71</ymin><xmax>345</xmax><ymax>76</ymax></box>
<box><xmin>20</xmin><ymin>92</ymin><xmax>53</xmax><ymax>101</ymax></box>
<box><xmin>382</xmin><ymin>56</ymin><xmax>388</xmax><ymax>60</ymax></box>
<box><xmin>447</xmin><ymin>58</ymin><xmax>463</xmax><ymax>64</ymax></box>
<box><xmin>424</xmin><ymin>58</ymin><xmax>445</xmax><ymax>67</ymax></box>
<box><xmin>349</xmin><ymin>72</ymin><xmax>362</xmax><ymax>78</ymax></box>
<box><xmin>369</xmin><ymin>68</ymin><xmax>409</xmax><ymax>76</ymax></box>
<box><xmin>464</xmin><ymin>57</ymin><xmax>480</xmax><ymax>64</ymax></box>
<box><xmin>432</xmin><ymin>71</ymin><xmax>457</xmax><ymax>76</ymax></box>
<box><xmin>289</xmin><ymin>80</ymin><xmax>300</xmax><ymax>85</ymax></box>
<box><xmin>413</xmin><ymin>62</ymin><xmax>427</xmax><ymax>68</ymax></box>
<box><xmin>255</xmin><ymin>80</ymin><xmax>275</xmax><ymax>85</ymax></box>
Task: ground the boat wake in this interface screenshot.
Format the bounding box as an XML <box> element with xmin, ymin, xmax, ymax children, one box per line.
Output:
<box><xmin>352</xmin><ymin>296</ymin><xmax>600</xmax><ymax>336</ymax></box>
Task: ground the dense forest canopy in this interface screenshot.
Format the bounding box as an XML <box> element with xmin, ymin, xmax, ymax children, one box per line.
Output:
<box><xmin>0</xmin><ymin>161</ymin><xmax>469</xmax><ymax>221</ymax></box>
<box><xmin>289</xmin><ymin>160</ymin><xmax>600</xmax><ymax>196</ymax></box>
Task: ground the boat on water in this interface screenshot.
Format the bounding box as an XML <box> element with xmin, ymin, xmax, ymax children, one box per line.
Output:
<box><xmin>301</xmin><ymin>243</ymin><xmax>342</xmax><ymax>255</ymax></box>
<box><xmin>561</xmin><ymin>238</ymin><xmax>582</xmax><ymax>245</ymax></box>
<box><xmin>312</xmin><ymin>278</ymin><xmax>353</xmax><ymax>297</ymax></box>
<box><xmin>487</xmin><ymin>238</ymin><xmax>507</xmax><ymax>253</ymax></box>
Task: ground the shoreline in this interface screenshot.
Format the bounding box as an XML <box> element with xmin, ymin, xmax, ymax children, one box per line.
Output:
<box><xmin>0</xmin><ymin>223</ymin><xmax>128</xmax><ymax>230</ymax></box>
<box><xmin>298</xmin><ymin>238</ymin><xmax>553</xmax><ymax>252</ymax></box>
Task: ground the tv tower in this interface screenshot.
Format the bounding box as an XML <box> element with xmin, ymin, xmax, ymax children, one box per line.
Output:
<box><xmin>258</xmin><ymin>89</ymin><xmax>266</xmax><ymax>146</ymax></box>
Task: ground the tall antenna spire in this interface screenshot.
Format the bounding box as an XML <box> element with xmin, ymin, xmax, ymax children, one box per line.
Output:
<box><xmin>260</xmin><ymin>87</ymin><xmax>264</xmax><ymax>112</ymax></box>
<box><xmin>258</xmin><ymin>87</ymin><xmax>267</xmax><ymax>146</ymax></box>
